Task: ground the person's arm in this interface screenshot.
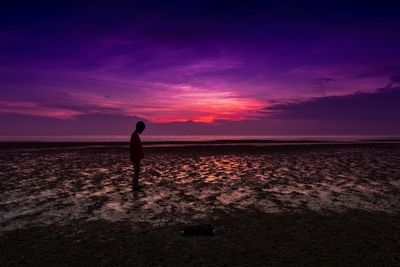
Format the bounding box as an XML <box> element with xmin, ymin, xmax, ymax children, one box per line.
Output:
<box><xmin>138</xmin><ymin>136</ymin><xmax>144</xmax><ymax>159</ymax></box>
<box><xmin>129</xmin><ymin>134</ymin><xmax>134</xmax><ymax>151</ymax></box>
<box><xmin>129</xmin><ymin>134</ymin><xmax>136</xmax><ymax>161</ymax></box>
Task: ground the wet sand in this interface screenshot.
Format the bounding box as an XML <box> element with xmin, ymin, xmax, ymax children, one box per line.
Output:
<box><xmin>1</xmin><ymin>142</ymin><xmax>400</xmax><ymax>265</ymax></box>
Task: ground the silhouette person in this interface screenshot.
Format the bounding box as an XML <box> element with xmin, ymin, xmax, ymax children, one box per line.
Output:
<box><xmin>130</xmin><ymin>121</ymin><xmax>145</xmax><ymax>191</ymax></box>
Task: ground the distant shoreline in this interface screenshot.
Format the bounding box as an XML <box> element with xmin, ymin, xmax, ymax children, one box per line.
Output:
<box><xmin>1</xmin><ymin>135</ymin><xmax>400</xmax><ymax>143</ymax></box>
<box><xmin>1</xmin><ymin>139</ymin><xmax>400</xmax><ymax>150</ymax></box>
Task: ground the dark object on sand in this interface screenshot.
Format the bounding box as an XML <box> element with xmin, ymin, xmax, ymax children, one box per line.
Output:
<box><xmin>182</xmin><ymin>224</ymin><xmax>215</xmax><ymax>236</ymax></box>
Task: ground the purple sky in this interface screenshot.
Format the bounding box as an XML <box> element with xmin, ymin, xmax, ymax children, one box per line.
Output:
<box><xmin>1</xmin><ymin>1</ymin><xmax>400</xmax><ymax>135</ymax></box>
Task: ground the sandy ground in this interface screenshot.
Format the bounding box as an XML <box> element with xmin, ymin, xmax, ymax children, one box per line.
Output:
<box><xmin>1</xmin><ymin>143</ymin><xmax>400</xmax><ymax>266</ymax></box>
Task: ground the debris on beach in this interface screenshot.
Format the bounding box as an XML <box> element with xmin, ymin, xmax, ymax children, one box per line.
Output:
<box><xmin>182</xmin><ymin>224</ymin><xmax>215</xmax><ymax>236</ymax></box>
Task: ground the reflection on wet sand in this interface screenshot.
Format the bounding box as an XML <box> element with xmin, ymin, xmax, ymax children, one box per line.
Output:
<box><xmin>1</xmin><ymin>144</ymin><xmax>400</xmax><ymax>232</ymax></box>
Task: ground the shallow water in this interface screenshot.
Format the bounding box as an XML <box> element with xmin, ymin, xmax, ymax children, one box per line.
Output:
<box><xmin>1</xmin><ymin>145</ymin><xmax>400</xmax><ymax>232</ymax></box>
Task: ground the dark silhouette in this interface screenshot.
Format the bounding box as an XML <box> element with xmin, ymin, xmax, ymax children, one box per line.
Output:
<box><xmin>182</xmin><ymin>224</ymin><xmax>215</xmax><ymax>236</ymax></box>
<box><xmin>129</xmin><ymin>121</ymin><xmax>145</xmax><ymax>191</ymax></box>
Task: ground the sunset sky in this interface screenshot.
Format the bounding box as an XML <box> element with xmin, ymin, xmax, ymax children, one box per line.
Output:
<box><xmin>1</xmin><ymin>1</ymin><xmax>400</xmax><ymax>135</ymax></box>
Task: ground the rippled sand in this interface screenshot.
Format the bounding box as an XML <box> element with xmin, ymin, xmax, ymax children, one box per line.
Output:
<box><xmin>1</xmin><ymin>143</ymin><xmax>400</xmax><ymax>232</ymax></box>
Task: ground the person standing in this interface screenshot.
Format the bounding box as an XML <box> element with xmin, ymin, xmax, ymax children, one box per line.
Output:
<box><xmin>130</xmin><ymin>121</ymin><xmax>145</xmax><ymax>191</ymax></box>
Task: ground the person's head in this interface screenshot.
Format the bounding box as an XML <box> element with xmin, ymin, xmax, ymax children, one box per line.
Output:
<box><xmin>135</xmin><ymin>121</ymin><xmax>146</xmax><ymax>134</ymax></box>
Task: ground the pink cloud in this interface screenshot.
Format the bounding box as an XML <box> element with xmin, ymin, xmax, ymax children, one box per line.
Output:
<box><xmin>0</xmin><ymin>59</ymin><xmax>391</xmax><ymax>125</ymax></box>
<box><xmin>59</xmin><ymin>83</ymin><xmax>266</xmax><ymax>123</ymax></box>
<box><xmin>0</xmin><ymin>101</ymin><xmax>83</xmax><ymax>119</ymax></box>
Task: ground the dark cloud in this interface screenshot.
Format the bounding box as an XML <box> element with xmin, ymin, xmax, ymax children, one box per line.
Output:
<box><xmin>0</xmin><ymin>113</ymin><xmax>145</xmax><ymax>135</ymax></box>
<box><xmin>391</xmin><ymin>75</ymin><xmax>400</xmax><ymax>83</ymax></box>
<box><xmin>267</xmin><ymin>87</ymin><xmax>400</xmax><ymax>121</ymax></box>
<box><xmin>2</xmin><ymin>0</ymin><xmax>399</xmax><ymax>69</ymax></box>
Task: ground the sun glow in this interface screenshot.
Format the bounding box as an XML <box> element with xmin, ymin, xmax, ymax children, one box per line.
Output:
<box><xmin>138</xmin><ymin>88</ymin><xmax>266</xmax><ymax>123</ymax></box>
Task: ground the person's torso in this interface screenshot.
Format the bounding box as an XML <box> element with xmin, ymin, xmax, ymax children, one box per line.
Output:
<box><xmin>130</xmin><ymin>132</ymin><xmax>144</xmax><ymax>159</ymax></box>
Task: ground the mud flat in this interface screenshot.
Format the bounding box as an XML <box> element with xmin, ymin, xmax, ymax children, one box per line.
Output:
<box><xmin>1</xmin><ymin>142</ymin><xmax>400</xmax><ymax>265</ymax></box>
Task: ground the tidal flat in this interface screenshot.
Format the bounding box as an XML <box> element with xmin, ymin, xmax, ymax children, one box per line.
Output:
<box><xmin>1</xmin><ymin>142</ymin><xmax>400</xmax><ymax>266</ymax></box>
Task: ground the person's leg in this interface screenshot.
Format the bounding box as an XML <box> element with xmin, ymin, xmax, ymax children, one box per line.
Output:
<box><xmin>132</xmin><ymin>159</ymin><xmax>141</xmax><ymax>190</ymax></box>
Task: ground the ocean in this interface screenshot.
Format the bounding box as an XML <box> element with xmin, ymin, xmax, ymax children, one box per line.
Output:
<box><xmin>0</xmin><ymin>134</ymin><xmax>399</xmax><ymax>142</ymax></box>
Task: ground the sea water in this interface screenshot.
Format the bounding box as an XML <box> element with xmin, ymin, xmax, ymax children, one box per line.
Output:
<box><xmin>0</xmin><ymin>134</ymin><xmax>399</xmax><ymax>142</ymax></box>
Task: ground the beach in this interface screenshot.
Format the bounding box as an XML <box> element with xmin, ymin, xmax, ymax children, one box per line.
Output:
<box><xmin>1</xmin><ymin>142</ymin><xmax>400</xmax><ymax>265</ymax></box>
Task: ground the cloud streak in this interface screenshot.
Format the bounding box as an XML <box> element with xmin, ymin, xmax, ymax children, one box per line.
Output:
<box><xmin>266</xmin><ymin>87</ymin><xmax>400</xmax><ymax>121</ymax></box>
